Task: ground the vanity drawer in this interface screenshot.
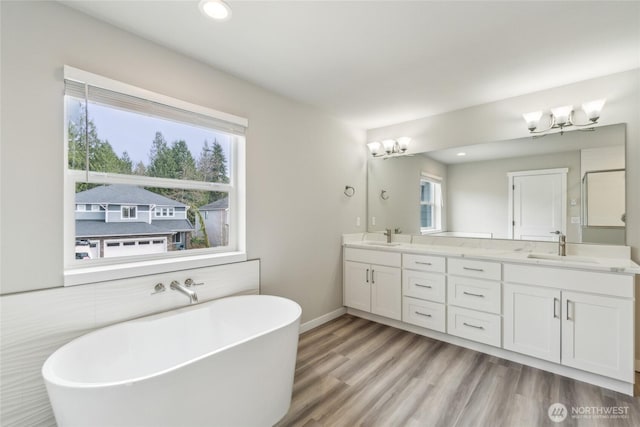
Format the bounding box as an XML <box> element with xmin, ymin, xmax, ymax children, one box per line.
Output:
<box><xmin>448</xmin><ymin>258</ymin><xmax>501</xmax><ymax>281</ymax></box>
<box><xmin>447</xmin><ymin>306</ymin><xmax>501</xmax><ymax>347</ymax></box>
<box><xmin>448</xmin><ymin>276</ymin><xmax>501</xmax><ymax>314</ymax></box>
<box><xmin>344</xmin><ymin>247</ymin><xmax>401</xmax><ymax>267</ymax></box>
<box><xmin>403</xmin><ymin>297</ymin><xmax>446</xmax><ymax>333</ymax></box>
<box><xmin>403</xmin><ymin>253</ymin><xmax>446</xmax><ymax>273</ymax></box>
<box><xmin>403</xmin><ymin>270</ymin><xmax>446</xmax><ymax>303</ymax></box>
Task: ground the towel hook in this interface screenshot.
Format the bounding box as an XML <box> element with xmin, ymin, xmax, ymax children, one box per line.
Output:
<box><xmin>344</xmin><ymin>186</ymin><xmax>355</xmax><ymax>197</ymax></box>
<box><xmin>380</xmin><ymin>190</ymin><xmax>389</xmax><ymax>200</ymax></box>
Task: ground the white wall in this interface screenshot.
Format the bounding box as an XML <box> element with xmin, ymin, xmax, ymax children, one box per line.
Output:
<box><xmin>368</xmin><ymin>155</ymin><xmax>447</xmax><ymax>235</ymax></box>
<box><xmin>0</xmin><ymin>2</ymin><xmax>365</xmax><ymax>424</ymax></box>
<box><xmin>446</xmin><ymin>150</ymin><xmax>581</xmax><ymax>241</ymax></box>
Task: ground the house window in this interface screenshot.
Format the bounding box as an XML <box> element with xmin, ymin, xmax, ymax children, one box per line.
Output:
<box><xmin>64</xmin><ymin>66</ymin><xmax>247</xmax><ymax>285</ymax></box>
<box><xmin>420</xmin><ymin>175</ymin><xmax>443</xmax><ymax>233</ymax></box>
<box><xmin>121</xmin><ymin>206</ymin><xmax>137</xmax><ymax>219</ymax></box>
<box><xmin>155</xmin><ymin>207</ymin><xmax>175</xmax><ymax>217</ymax></box>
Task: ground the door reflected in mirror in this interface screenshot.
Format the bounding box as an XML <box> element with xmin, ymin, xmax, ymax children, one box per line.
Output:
<box><xmin>367</xmin><ymin>123</ymin><xmax>626</xmax><ymax>245</ymax></box>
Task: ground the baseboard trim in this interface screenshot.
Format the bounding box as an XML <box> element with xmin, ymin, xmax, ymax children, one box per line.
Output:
<box><xmin>347</xmin><ymin>308</ymin><xmax>635</xmax><ymax>396</ymax></box>
<box><xmin>299</xmin><ymin>307</ymin><xmax>347</xmax><ymax>334</ymax></box>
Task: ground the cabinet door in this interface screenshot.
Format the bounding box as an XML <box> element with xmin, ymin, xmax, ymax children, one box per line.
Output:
<box><xmin>503</xmin><ymin>283</ymin><xmax>560</xmax><ymax>363</ymax></box>
<box><xmin>344</xmin><ymin>261</ymin><xmax>371</xmax><ymax>312</ymax></box>
<box><xmin>561</xmin><ymin>291</ymin><xmax>634</xmax><ymax>382</ymax></box>
<box><xmin>371</xmin><ymin>265</ymin><xmax>401</xmax><ymax>320</ymax></box>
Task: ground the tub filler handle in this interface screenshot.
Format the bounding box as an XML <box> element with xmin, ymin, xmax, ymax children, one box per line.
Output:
<box><xmin>150</xmin><ymin>283</ymin><xmax>166</xmax><ymax>295</ymax></box>
<box><xmin>185</xmin><ymin>278</ymin><xmax>205</xmax><ymax>287</ymax></box>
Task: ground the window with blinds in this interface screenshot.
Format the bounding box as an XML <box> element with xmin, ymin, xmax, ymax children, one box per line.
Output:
<box><xmin>63</xmin><ymin>66</ymin><xmax>247</xmax><ymax>276</ymax></box>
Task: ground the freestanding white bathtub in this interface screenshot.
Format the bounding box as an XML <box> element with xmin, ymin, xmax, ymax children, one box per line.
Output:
<box><xmin>42</xmin><ymin>295</ymin><xmax>301</xmax><ymax>427</ymax></box>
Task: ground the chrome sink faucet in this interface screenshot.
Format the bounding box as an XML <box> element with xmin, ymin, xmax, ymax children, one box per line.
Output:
<box><xmin>170</xmin><ymin>280</ymin><xmax>199</xmax><ymax>304</ymax></box>
<box><xmin>550</xmin><ymin>231</ymin><xmax>567</xmax><ymax>256</ymax></box>
<box><xmin>384</xmin><ymin>228</ymin><xmax>392</xmax><ymax>243</ymax></box>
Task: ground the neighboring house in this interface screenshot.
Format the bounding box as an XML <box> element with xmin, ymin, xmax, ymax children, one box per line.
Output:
<box><xmin>75</xmin><ymin>184</ymin><xmax>194</xmax><ymax>258</ymax></box>
<box><xmin>196</xmin><ymin>197</ymin><xmax>229</xmax><ymax>247</ymax></box>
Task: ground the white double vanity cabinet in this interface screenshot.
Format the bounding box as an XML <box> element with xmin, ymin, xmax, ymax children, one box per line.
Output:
<box><xmin>343</xmin><ymin>236</ymin><xmax>640</xmax><ymax>395</ymax></box>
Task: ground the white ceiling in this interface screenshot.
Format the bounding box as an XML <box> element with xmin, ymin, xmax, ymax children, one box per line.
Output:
<box><xmin>62</xmin><ymin>1</ymin><xmax>640</xmax><ymax>130</ymax></box>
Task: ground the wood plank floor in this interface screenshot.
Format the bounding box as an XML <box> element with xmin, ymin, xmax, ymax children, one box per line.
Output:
<box><xmin>276</xmin><ymin>315</ymin><xmax>640</xmax><ymax>427</ymax></box>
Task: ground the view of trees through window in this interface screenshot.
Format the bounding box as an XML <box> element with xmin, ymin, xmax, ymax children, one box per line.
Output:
<box><xmin>68</xmin><ymin>97</ymin><xmax>232</xmax><ymax>260</ymax></box>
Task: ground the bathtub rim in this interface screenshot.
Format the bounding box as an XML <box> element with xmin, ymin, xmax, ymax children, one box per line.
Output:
<box><xmin>42</xmin><ymin>294</ymin><xmax>301</xmax><ymax>389</ymax></box>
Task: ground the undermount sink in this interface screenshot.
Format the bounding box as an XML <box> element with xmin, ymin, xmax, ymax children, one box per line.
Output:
<box><xmin>363</xmin><ymin>241</ymin><xmax>402</xmax><ymax>247</ymax></box>
<box><xmin>527</xmin><ymin>253</ymin><xmax>599</xmax><ymax>264</ymax></box>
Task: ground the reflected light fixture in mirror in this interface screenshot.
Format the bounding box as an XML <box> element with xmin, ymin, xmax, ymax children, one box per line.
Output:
<box><xmin>199</xmin><ymin>0</ymin><xmax>232</xmax><ymax>21</ymax></box>
<box><xmin>523</xmin><ymin>99</ymin><xmax>605</xmax><ymax>135</ymax></box>
<box><xmin>367</xmin><ymin>137</ymin><xmax>411</xmax><ymax>158</ymax></box>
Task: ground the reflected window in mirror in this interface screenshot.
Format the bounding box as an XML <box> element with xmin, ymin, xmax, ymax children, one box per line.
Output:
<box><xmin>420</xmin><ymin>175</ymin><xmax>443</xmax><ymax>234</ymax></box>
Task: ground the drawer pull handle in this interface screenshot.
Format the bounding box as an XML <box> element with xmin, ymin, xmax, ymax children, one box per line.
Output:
<box><xmin>415</xmin><ymin>261</ymin><xmax>433</xmax><ymax>266</ymax></box>
<box><xmin>463</xmin><ymin>322</ymin><xmax>484</xmax><ymax>330</ymax></box>
<box><xmin>415</xmin><ymin>311</ymin><xmax>432</xmax><ymax>318</ymax></box>
<box><xmin>415</xmin><ymin>284</ymin><xmax>432</xmax><ymax>289</ymax></box>
<box><xmin>463</xmin><ymin>267</ymin><xmax>485</xmax><ymax>272</ymax></box>
<box><xmin>463</xmin><ymin>291</ymin><xmax>485</xmax><ymax>298</ymax></box>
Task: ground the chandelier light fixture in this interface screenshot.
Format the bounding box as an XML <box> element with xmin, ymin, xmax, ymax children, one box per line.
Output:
<box><xmin>523</xmin><ymin>99</ymin><xmax>606</xmax><ymax>136</ymax></box>
<box><xmin>367</xmin><ymin>137</ymin><xmax>411</xmax><ymax>158</ymax></box>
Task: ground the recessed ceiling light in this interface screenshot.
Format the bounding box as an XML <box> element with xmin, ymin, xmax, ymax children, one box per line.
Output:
<box><xmin>457</xmin><ymin>152</ymin><xmax>466</xmax><ymax>156</ymax></box>
<box><xmin>199</xmin><ymin>0</ymin><xmax>232</xmax><ymax>21</ymax></box>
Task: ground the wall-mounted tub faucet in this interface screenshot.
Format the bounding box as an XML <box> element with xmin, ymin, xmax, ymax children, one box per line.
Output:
<box><xmin>170</xmin><ymin>280</ymin><xmax>199</xmax><ymax>304</ymax></box>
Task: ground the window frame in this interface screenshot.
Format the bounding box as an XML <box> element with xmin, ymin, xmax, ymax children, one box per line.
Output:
<box><xmin>120</xmin><ymin>206</ymin><xmax>138</xmax><ymax>220</ymax></box>
<box><xmin>420</xmin><ymin>174</ymin><xmax>443</xmax><ymax>234</ymax></box>
<box><xmin>63</xmin><ymin>66</ymin><xmax>247</xmax><ymax>286</ymax></box>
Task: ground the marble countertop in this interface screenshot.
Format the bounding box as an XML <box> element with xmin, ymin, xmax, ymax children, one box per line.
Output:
<box><xmin>343</xmin><ymin>240</ymin><xmax>640</xmax><ymax>275</ymax></box>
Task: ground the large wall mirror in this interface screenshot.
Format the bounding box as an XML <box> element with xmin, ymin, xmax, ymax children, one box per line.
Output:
<box><xmin>367</xmin><ymin>123</ymin><xmax>626</xmax><ymax>245</ymax></box>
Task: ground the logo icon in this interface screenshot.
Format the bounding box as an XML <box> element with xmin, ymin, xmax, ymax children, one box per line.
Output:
<box><xmin>548</xmin><ymin>403</ymin><xmax>568</xmax><ymax>423</ymax></box>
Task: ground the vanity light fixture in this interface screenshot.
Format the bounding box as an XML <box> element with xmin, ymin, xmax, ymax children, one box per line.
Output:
<box><xmin>522</xmin><ymin>99</ymin><xmax>605</xmax><ymax>136</ymax></box>
<box><xmin>367</xmin><ymin>137</ymin><xmax>411</xmax><ymax>159</ymax></box>
<box><xmin>199</xmin><ymin>0</ymin><xmax>232</xmax><ymax>21</ymax></box>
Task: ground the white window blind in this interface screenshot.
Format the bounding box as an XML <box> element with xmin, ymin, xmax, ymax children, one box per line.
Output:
<box><xmin>64</xmin><ymin>79</ymin><xmax>246</xmax><ymax>136</ymax></box>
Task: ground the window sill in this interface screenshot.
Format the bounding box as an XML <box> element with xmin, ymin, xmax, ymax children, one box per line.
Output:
<box><xmin>64</xmin><ymin>251</ymin><xmax>247</xmax><ymax>287</ymax></box>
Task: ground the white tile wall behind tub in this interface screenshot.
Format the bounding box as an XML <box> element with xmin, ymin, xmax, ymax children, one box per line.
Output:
<box><xmin>0</xmin><ymin>260</ymin><xmax>260</xmax><ymax>427</ymax></box>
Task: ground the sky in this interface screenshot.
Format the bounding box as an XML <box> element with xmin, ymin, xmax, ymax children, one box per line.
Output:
<box><xmin>68</xmin><ymin>98</ymin><xmax>231</xmax><ymax>170</ymax></box>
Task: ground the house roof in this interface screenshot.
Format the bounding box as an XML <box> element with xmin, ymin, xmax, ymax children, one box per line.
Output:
<box><xmin>76</xmin><ymin>184</ymin><xmax>188</xmax><ymax>207</ymax></box>
<box><xmin>199</xmin><ymin>197</ymin><xmax>229</xmax><ymax>211</ymax></box>
<box><xmin>76</xmin><ymin>219</ymin><xmax>194</xmax><ymax>238</ymax></box>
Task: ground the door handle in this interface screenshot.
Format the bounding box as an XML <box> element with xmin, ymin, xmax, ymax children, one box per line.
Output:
<box><xmin>371</xmin><ymin>269</ymin><xmax>375</xmax><ymax>284</ymax></box>
<box><xmin>553</xmin><ymin>297</ymin><xmax>559</xmax><ymax>319</ymax></box>
<box><xmin>366</xmin><ymin>269</ymin><xmax>369</xmax><ymax>283</ymax></box>
<box><xmin>566</xmin><ymin>299</ymin><xmax>571</xmax><ymax>321</ymax></box>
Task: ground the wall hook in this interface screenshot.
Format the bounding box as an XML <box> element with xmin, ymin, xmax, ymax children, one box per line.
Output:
<box><xmin>380</xmin><ymin>190</ymin><xmax>389</xmax><ymax>200</ymax></box>
<box><xmin>344</xmin><ymin>186</ymin><xmax>355</xmax><ymax>197</ymax></box>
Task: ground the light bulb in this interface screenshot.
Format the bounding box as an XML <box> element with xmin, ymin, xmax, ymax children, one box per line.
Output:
<box><xmin>199</xmin><ymin>0</ymin><xmax>232</xmax><ymax>21</ymax></box>
<box><xmin>582</xmin><ymin>99</ymin><xmax>606</xmax><ymax>122</ymax></box>
<box><xmin>382</xmin><ymin>139</ymin><xmax>396</xmax><ymax>154</ymax></box>
<box><xmin>522</xmin><ymin>111</ymin><xmax>543</xmax><ymax>132</ymax></box>
<box><xmin>367</xmin><ymin>141</ymin><xmax>381</xmax><ymax>156</ymax></box>
<box><xmin>550</xmin><ymin>105</ymin><xmax>573</xmax><ymax>127</ymax></box>
<box><xmin>396</xmin><ymin>137</ymin><xmax>411</xmax><ymax>152</ymax></box>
